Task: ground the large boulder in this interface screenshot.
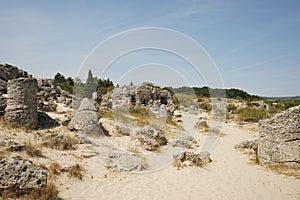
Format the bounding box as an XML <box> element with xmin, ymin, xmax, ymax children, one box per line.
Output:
<box><xmin>258</xmin><ymin>105</ymin><xmax>300</xmax><ymax>168</ymax></box>
<box><xmin>0</xmin><ymin>156</ymin><xmax>47</xmax><ymax>190</ymax></box>
<box><xmin>68</xmin><ymin>98</ymin><xmax>104</xmax><ymax>135</ymax></box>
<box><xmin>4</xmin><ymin>78</ymin><xmax>38</xmax><ymax>129</ymax></box>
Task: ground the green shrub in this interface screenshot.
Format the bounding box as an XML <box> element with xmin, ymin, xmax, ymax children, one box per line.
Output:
<box><xmin>226</xmin><ymin>103</ymin><xmax>237</xmax><ymax>113</ymax></box>
<box><xmin>237</xmin><ymin>107</ymin><xmax>267</xmax><ymax>122</ymax></box>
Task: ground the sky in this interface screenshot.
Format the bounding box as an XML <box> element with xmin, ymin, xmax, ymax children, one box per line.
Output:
<box><xmin>0</xmin><ymin>0</ymin><xmax>299</xmax><ymax>97</ymax></box>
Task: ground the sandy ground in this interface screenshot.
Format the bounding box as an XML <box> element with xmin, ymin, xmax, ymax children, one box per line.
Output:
<box><xmin>56</xmin><ymin>113</ymin><xmax>300</xmax><ymax>200</ymax></box>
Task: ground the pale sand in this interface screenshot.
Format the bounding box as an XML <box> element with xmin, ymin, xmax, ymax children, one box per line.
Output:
<box><xmin>56</xmin><ymin>113</ymin><xmax>300</xmax><ymax>200</ymax></box>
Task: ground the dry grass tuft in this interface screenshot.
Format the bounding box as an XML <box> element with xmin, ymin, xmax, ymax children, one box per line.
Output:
<box><xmin>67</xmin><ymin>164</ymin><xmax>84</xmax><ymax>180</ymax></box>
<box><xmin>0</xmin><ymin>149</ymin><xmax>9</xmax><ymax>160</ymax></box>
<box><xmin>127</xmin><ymin>145</ymin><xmax>140</xmax><ymax>154</ymax></box>
<box><xmin>49</xmin><ymin>162</ymin><xmax>62</xmax><ymax>175</ymax></box>
<box><xmin>24</xmin><ymin>143</ymin><xmax>44</xmax><ymax>157</ymax></box>
<box><xmin>42</xmin><ymin>134</ymin><xmax>77</xmax><ymax>150</ymax></box>
<box><xmin>0</xmin><ymin>180</ymin><xmax>59</xmax><ymax>200</ymax></box>
<box><xmin>172</xmin><ymin>159</ymin><xmax>184</xmax><ymax>170</ymax></box>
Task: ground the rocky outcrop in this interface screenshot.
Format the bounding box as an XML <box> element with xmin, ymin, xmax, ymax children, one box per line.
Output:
<box><xmin>0</xmin><ymin>64</ymin><xmax>31</xmax><ymax>115</ymax></box>
<box><xmin>68</xmin><ymin>98</ymin><xmax>104</xmax><ymax>135</ymax></box>
<box><xmin>100</xmin><ymin>85</ymin><xmax>176</xmax><ymax>118</ymax></box>
<box><xmin>5</xmin><ymin>78</ymin><xmax>38</xmax><ymax>129</ymax></box>
<box><xmin>258</xmin><ymin>106</ymin><xmax>300</xmax><ymax>168</ymax></box>
<box><xmin>136</xmin><ymin>126</ymin><xmax>167</xmax><ymax>151</ymax></box>
<box><xmin>0</xmin><ymin>64</ymin><xmax>30</xmax><ymax>81</ymax></box>
<box><xmin>37</xmin><ymin>78</ymin><xmax>72</xmax><ymax>112</ymax></box>
<box><xmin>0</xmin><ymin>156</ymin><xmax>47</xmax><ymax>190</ymax></box>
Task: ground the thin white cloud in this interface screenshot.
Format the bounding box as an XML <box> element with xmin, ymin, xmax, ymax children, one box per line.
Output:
<box><xmin>228</xmin><ymin>54</ymin><xmax>293</xmax><ymax>73</ymax></box>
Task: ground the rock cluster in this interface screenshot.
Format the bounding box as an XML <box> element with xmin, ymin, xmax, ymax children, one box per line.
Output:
<box><xmin>258</xmin><ymin>105</ymin><xmax>300</xmax><ymax>168</ymax></box>
<box><xmin>37</xmin><ymin>78</ymin><xmax>72</xmax><ymax>112</ymax></box>
<box><xmin>68</xmin><ymin>98</ymin><xmax>104</xmax><ymax>135</ymax></box>
<box><xmin>100</xmin><ymin>85</ymin><xmax>176</xmax><ymax>118</ymax></box>
<box><xmin>0</xmin><ymin>156</ymin><xmax>47</xmax><ymax>190</ymax></box>
<box><xmin>136</xmin><ymin>126</ymin><xmax>167</xmax><ymax>151</ymax></box>
<box><xmin>5</xmin><ymin>78</ymin><xmax>38</xmax><ymax>129</ymax></box>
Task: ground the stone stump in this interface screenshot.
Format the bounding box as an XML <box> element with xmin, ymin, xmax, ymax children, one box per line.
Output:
<box><xmin>5</xmin><ymin>78</ymin><xmax>38</xmax><ymax>129</ymax></box>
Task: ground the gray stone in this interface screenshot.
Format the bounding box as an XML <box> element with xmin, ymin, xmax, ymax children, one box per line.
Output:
<box><xmin>136</xmin><ymin>126</ymin><xmax>167</xmax><ymax>151</ymax></box>
<box><xmin>195</xmin><ymin>120</ymin><xmax>208</xmax><ymax>129</ymax></box>
<box><xmin>68</xmin><ymin>98</ymin><xmax>104</xmax><ymax>135</ymax></box>
<box><xmin>5</xmin><ymin>78</ymin><xmax>38</xmax><ymax>129</ymax></box>
<box><xmin>0</xmin><ymin>156</ymin><xmax>47</xmax><ymax>190</ymax></box>
<box><xmin>106</xmin><ymin>152</ymin><xmax>146</xmax><ymax>172</ymax></box>
<box><xmin>257</xmin><ymin>105</ymin><xmax>300</xmax><ymax>168</ymax></box>
<box><xmin>0</xmin><ymin>64</ymin><xmax>28</xmax><ymax>81</ymax></box>
<box><xmin>171</xmin><ymin>135</ymin><xmax>194</xmax><ymax>148</ymax></box>
<box><xmin>235</xmin><ymin>139</ymin><xmax>258</xmax><ymax>152</ymax></box>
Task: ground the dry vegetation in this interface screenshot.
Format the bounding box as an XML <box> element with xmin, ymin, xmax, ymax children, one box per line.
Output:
<box><xmin>67</xmin><ymin>164</ymin><xmax>84</xmax><ymax>180</ymax></box>
<box><xmin>42</xmin><ymin>134</ymin><xmax>77</xmax><ymax>150</ymax></box>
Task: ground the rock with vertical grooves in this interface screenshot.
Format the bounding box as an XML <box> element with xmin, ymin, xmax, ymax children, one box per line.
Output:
<box><xmin>5</xmin><ymin>78</ymin><xmax>38</xmax><ymax>129</ymax></box>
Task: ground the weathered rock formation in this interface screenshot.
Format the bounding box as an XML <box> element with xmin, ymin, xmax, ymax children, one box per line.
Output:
<box><xmin>258</xmin><ymin>106</ymin><xmax>300</xmax><ymax>168</ymax></box>
<box><xmin>0</xmin><ymin>64</ymin><xmax>31</xmax><ymax>115</ymax></box>
<box><xmin>37</xmin><ymin>78</ymin><xmax>72</xmax><ymax>112</ymax></box>
<box><xmin>100</xmin><ymin>85</ymin><xmax>176</xmax><ymax>118</ymax></box>
<box><xmin>5</xmin><ymin>78</ymin><xmax>38</xmax><ymax>129</ymax></box>
<box><xmin>68</xmin><ymin>98</ymin><xmax>104</xmax><ymax>135</ymax></box>
<box><xmin>0</xmin><ymin>64</ymin><xmax>30</xmax><ymax>81</ymax></box>
<box><xmin>136</xmin><ymin>126</ymin><xmax>167</xmax><ymax>151</ymax></box>
<box><xmin>0</xmin><ymin>156</ymin><xmax>47</xmax><ymax>191</ymax></box>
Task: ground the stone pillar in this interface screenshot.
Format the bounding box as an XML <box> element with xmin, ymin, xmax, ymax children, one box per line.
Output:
<box><xmin>5</xmin><ymin>78</ymin><xmax>38</xmax><ymax>129</ymax></box>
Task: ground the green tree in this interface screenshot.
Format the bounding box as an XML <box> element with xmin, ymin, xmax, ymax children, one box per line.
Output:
<box><xmin>97</xmin><ymin>78</ymin><xmax>114</xmax><ymax>94</ymax></box>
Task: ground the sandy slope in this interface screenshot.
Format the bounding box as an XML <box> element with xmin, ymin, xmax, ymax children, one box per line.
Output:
<box><xmin>57</xmin><ymin>113</ymin><xmax>300</xmax><ymax>200</ymax></box>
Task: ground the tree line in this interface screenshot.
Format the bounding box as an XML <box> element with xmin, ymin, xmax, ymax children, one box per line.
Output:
<box><xmin>54</xmin><ymin>69</ymin><xmax>114</xmax><ymax>98</ymax></box>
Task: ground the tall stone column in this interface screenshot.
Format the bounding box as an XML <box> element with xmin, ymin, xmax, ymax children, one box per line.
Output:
<box><xmin>5</xmin><ymin>78</ymin><xmax>38</xmax><ymax>129</ymax></box>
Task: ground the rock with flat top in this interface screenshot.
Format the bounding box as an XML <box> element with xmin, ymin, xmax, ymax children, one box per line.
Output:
<box><xmin>258</xmin><ymin>105</ymin><xmax>300</xmax><ymax>168</ymax></box>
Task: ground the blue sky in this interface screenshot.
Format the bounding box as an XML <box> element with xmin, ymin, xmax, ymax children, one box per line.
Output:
<box><xmin>0</xmin><ymin>0</ymin><xmax>299</xmax><ymax>96</ymax></box>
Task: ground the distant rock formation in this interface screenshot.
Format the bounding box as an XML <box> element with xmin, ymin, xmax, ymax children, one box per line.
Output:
<box><xmin>0</xmin><ymin>64</ymin><xmax>30</xmax><ymax>81</ymax></box>
<box><xmin>258</xmin><ymin>105</ymin><xmax>300</xmax><ymax>168</ymax></box>
<box><xmin>37</xmin><ymin>78</ymin><xmax>72</xmax><ymax>112</ymax></box>
<box><xmin>5</xmin><ymin>78</ymin><xmax>38</xmax><ymax>129</ymax></box>
<box><xmin>100</xmin><ymin>85</ymin><xmax>176</xmax><ymax>118</ymax></box>
<box><xmin>0</xmin><ymin>156</ymin><xmax>47</xmax><ymax>191</ymax></box>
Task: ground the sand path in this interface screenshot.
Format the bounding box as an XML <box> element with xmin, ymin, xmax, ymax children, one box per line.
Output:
<box><xmin>59</xmin><ymin>113</ymin><xmax>300</xmax><ymax>200</ymax></box>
